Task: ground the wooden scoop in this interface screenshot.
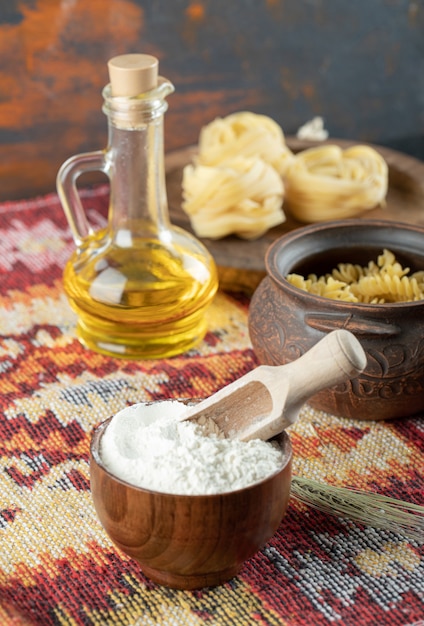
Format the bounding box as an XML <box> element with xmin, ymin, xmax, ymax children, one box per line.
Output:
<box><xmin>180</xmin><ymin>329</ymin><xmax>367</xmax><ymax>441</ymax></box>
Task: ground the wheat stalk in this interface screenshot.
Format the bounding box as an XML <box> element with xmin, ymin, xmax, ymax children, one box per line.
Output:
<box><xmin>290</xmin><ymin>476</ymin><xmax>424</xmax><ymax>542</ymax></box>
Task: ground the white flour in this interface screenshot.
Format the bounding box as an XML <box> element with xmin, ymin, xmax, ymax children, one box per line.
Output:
<box><xmin>99</xmin><ymin>400</ymin><xmax>283</xmax><ymax>495</ymax></box>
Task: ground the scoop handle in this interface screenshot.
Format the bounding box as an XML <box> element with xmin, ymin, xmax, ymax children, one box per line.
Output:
<box><xmin>280</xmin><ymin>329</ymin><xmax>367</xmax><ymax>420</ymax></box>
<box><xmin>218</xmin><ymin>329</ymin><xmax>367</xmax><ymax>442</ymax></box>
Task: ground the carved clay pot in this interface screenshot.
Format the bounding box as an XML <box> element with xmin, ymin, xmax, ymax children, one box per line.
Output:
<box><xmin>248</xmin><ymin>219</ymin><xmax>424</xmax><ymax>421</ymax></box>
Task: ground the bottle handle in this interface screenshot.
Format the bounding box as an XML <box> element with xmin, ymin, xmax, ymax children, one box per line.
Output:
<box><xmin>56</xmin><ymin>150</ymin><xmax>108</xmax><ymax>246</ymax></box>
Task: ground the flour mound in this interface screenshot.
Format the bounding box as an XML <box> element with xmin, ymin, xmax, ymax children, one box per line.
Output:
<box><xmin>100</xmin><ymin>401</ymin><xmax>284</xmax><ymax>495</ymax></box>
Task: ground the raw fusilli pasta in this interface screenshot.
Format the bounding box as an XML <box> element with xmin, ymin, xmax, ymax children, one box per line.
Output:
<box><xmin>286</xmin><ymin>249</ymin><xmax>424</xmax><ymax>303</ymax></box>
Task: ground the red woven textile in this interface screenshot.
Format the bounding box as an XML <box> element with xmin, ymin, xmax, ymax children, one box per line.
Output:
<box><xmin>0</xmin><ymin>187</ymin><xmax>423</xmax><ymax>625</ymax></box>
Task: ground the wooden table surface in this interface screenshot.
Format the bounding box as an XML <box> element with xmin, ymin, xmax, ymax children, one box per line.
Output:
<box><xmin>166</xmin><ymin>138</ymin><xmax>424</xmax><ymax>292</ymax></box>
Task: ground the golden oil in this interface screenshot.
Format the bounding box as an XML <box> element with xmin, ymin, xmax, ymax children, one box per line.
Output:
<box><xmin>63</xmin><ymin>227</ymin><xmax>218</xmax><ymax>358</ymax></box>
<box><xmin>57</xmin><ymin>54</ymin><xmax>218</xmax><ymax>359</ymax></box>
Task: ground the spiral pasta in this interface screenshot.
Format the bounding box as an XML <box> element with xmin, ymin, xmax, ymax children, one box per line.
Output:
<box><xmin>182</xmin><ymin>157</ymin><xmax>285</xmax><ymax>240</ymax></box>
<box><xmin>284</xmin><ymin>144</ymin><xmax>389</xmax><ymax>222</ymax></box>
<box><xmin>287</xmin><ymin>249</ymin><xmax>424</xmax><ymax>303</ymax></box>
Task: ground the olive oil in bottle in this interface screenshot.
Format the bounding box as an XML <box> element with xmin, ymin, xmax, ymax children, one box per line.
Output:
<box><xmin>57</xmin><ymin>54</ymin><xmax>218</xmax><ymax>358</ymax></box>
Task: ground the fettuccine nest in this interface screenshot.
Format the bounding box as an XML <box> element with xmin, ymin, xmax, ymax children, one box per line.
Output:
<box><xmin>197</xmin><ymin>111</ymin><xmax>294</xmax><ymax>176</ymax></box>
<box><xmin>182</xmin><ymin>157</ymin><xmax>285</xmax><ymax>240</ymax></box>
<box><xmin>182</xmin><ymin>111</ymin><xmax>290</xmax><ymax>240</ymax></box>
<box><xmin>284</xmin><ymin>144</ymin><xmax>388</xmax><ymax>223</ymax></box>
<box><xmin>181</xmin><ymin>112</ymin><xmax>389</xmax><ymax>240</ymax></box>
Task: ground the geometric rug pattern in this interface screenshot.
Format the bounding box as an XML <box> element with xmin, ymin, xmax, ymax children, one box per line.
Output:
<box><xmin>1</xmin><ymin>187</ymin><xmax>423</xmax><ymax>625</ymax></box>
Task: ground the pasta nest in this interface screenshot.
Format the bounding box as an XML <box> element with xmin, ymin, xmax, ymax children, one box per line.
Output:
<box><xmin>182</xmin><ymin>157</ymin><xmax>285</xmax><ymax>240</ymax></box>
<box><xmin>197</xmin><ymin>111</ymin><xmax>294</xmax><ymax>176</ymax></box>
<box><xmin>284</xmin><ymin>144</ymin><xmax>389</xmax><ymax>222</ymax></box>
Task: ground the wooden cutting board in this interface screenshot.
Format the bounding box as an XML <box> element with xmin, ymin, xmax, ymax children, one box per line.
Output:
<box><xmin>165</xmin><ymin>138</ymin><xmax>424</xmax><ymax>293</ymax></box>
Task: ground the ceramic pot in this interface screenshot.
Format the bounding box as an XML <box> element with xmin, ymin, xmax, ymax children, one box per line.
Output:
<box><xmin>248</xmin><ymin>219</ymin><xmax>424</xmax><ymax>421</ymax></box>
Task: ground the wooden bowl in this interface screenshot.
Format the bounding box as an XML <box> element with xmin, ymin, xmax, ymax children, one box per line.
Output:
<box><xmin>90</xmin><ymin>414</ymin><xmax>292</xmax><ymax>590</ymax></box>
<box><xmin>248</xmin><ymin>219</ymin><xmax>424</xmax><ymax>421</ymax></box>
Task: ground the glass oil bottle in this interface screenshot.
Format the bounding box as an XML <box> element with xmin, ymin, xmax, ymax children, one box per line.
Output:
<box><xmin>57</xmin><ymin>54</ymin><xmax>218</xmax><ymax>359</ymax></box>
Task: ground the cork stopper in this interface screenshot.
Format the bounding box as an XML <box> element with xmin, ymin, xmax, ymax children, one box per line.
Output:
<box><xmin>108</xmin><ymin>54</ymin><xmax>159</xmax><ymax>97</ymax></box>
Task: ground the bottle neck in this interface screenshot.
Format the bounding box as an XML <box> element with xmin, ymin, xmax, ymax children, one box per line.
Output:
<box><xmin>102</xmin><ymin>79</ymin><xmax>174</xmax><ymax>242</ymax></box>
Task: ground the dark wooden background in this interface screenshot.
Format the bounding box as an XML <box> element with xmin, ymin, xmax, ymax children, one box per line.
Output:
<box><xmin>0</xmin><ymin>0</ymin><xmax>423</xmax><ymax>201</ymax></box>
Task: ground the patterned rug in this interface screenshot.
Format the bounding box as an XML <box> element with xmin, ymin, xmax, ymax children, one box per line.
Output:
<box><xmin>1</xmin><ymin>186</ymin><xmax>423</xmax><ymax>626</ymax></box>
